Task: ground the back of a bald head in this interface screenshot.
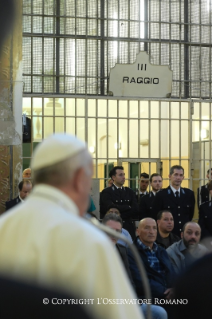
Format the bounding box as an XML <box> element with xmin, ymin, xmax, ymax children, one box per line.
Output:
<box><xmin>31</xmin><ymin>134</ymin><xmax>92</xmax><ymax>187</ymax></box>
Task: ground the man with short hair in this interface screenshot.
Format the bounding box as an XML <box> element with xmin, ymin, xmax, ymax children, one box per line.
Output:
<box><xmin>197</xmin><ymin>168</ymin><xmax>212</xmax><ymax>207</ymax></box>
<box><xmin>100</xmin><ymin>166</ymin><xmax>138</xmax><ymax>240</ymax></box>
<box><xmin>103</xmin><ymin>214</ymin><xmax>168</xmax><ymax>319</ymax></box>
<box><xmin>5</xmin><ymin>180</ymin><xmax>32</xmax><ymax>211</ymax></box>
<box><xmin>139</xmin><ymin>173</ymin><xmax>163</xmax><ymax>219</ymax></box>
<box><xmin>128</xmin><ymin>218</ymin><xmax>174</xmax><ymax>303</ymax></box>
<box><xmin>105</xmin><ymin>205</ymin><xmax>133</xmax><ymax>247</ymax></box>
<box><xmin>156</xmin><ymin>210</ymin><xmax>180</xmax><ymax>248</ymax></box>
<box><xmin>152</xmin><ymin>165</ymin><xmax>195</xmax><ymax>237</ymax></box>
<box><xmin>0</xmin><ymin>134</ymin><xmax>143</xmax><ymax>319</ymax></box>
<box><xmin>136</xmin><ymin>173</ymin><xmax>149</xmax><ymax>203</ymax></box>
<box><xmin>22</xmin><ymin>168</ymin><xmax>31</xmax><ymax>179</ymax></box>
<box><xmin>166</xmin><ymin>222</ymin><xmax>207</xmax><ymax>274</ymax></box>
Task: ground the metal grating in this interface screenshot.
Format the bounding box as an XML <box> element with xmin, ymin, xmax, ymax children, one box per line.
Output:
<box><xmin>23</xmin><ymin>0</ymin><xmax>212</xmax><ymax>98</ymax></box>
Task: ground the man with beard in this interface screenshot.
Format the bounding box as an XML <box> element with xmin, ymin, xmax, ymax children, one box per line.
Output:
<box><xmin>166</xmin><ymin>222</ymin><xmax>207</xmax><ymax>274</ymax></box>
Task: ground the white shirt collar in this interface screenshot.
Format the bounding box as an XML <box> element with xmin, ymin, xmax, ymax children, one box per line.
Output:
<box><xmin>19</xmin><ymin>195</ymin><xmax>24</xmax><ymax>202</ymax></box>
<box><xmin>140</xmin><ymin>191</ymin><xmax>147</xmax><ymax>195</ymax></box>
<box><xmin>113</xmin><ymin>183</ymin><xmax>123</xmax><ymax>189</ymax></box>
<box><xmin>170</xmin><ymin>185</ymin><xmax>181</xmax><ymax>195</ymax></box>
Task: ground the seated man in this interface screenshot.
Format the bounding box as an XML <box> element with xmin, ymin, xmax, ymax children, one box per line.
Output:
<box><xmin>22</xmin><ymin>168</ymin><xmax>31</xmax><ymax>179</ymax></box>
<box><xmin>174</xmin><ymin>253</ymin><xmax>212</xmax><ymax>319</ymax></box>
<box><xmin>128</xmin><ymin>218</ymin><xmax>174</xmax><ymax>310</ymax></box>
<box><xmin>166</xmin><ymin>222</ymin><xmax>208</xmax><ymax>274</ymax></box>
<box><xmin>5</xmin><ymin>180</ymin><xmax>32</xmax><ymax>211</ymax></box>
<box><xmin>103</xmin><ymin>213</ymin><xmax>167</xmax><ymax>319</ymax></box>
<box><xmin>106</xmin><ymin>205</ymin><xmax>133</xmax><ymax>247</ymax></box>
<box><xmin>102</xmin><ymin>213</ymin><xmax>134</xmax><ymax>283</ymax></box>
<box><xmin>156</xmin><ymin>210</ymin><xmax>180</xmax><ymax>248</ymax></box>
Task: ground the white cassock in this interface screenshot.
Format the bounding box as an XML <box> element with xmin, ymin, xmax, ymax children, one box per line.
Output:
<box><xmin>0</xmin><ymin>184</ymin><xmax>144</xmax><ymax>319</ymax></box>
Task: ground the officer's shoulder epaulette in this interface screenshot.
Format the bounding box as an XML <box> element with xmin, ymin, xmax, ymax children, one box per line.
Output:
<box><xmin>201</xmin><ymin>200</ymin><xmax>211</xmax><ymax>207</ymax></box>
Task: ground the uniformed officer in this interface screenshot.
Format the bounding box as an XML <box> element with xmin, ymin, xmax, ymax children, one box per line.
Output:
<box><xmin>197</xmin><ymin>168</ymin><xmax>212</xmax><ymax>208</ymax></box>
<box><xmin>152</xmin><ymin>165</ymin><xmax>195</xmax><ymax>237</ymax></box>
<box><xmin>135</xmin><ymin>173</ymin><xmax>149</xmax><ymax>203</ymax></box>
<box><xmin>139</xmin><ymin>173</ymin><xmax>163</xmax><ymax>219</ymax></box>
<box><xmin>100</xmin><ymin>166</ymin><xmax>138</xmax><ymax>240</ymax></box>
<box><xmin>198</xmin><ymin>180</ymin><xmax>212</xmax><ymax>239</ymax></box>
<box><xmin>136</xmin><ymin>173</ymin><xmax>149</xmax><ymax>203</ymax></box>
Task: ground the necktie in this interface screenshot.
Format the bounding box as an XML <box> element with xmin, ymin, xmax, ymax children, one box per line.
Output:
<box><xmin>176</xmin><ymin>191</ymin><xmax>180</xmax><ymax>198</ymax></box>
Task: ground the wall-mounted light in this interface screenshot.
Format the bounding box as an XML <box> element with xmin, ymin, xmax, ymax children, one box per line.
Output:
<box><xmin>140</xmin><ymin>139</ymin><xmax>149</xmax><ymax>146</ymax></box>
<box><xmin>89</xmin><ymin>146</ymin><xmax>95</xmax><ymax>154</ymax></box>
<box><xmin>114</xmin><ymin>142</ymin><xmax>121</xmax><ymax>150</ymax></box>
<box><xmin>201</xmin><ymin>129</ymin><xmax>209</xmax><ymax>139</ymax></box>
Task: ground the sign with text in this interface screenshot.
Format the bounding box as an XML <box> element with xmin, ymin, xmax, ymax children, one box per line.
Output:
<box><xmin>109</xmin><ymin>52</ymin><xmax>172</xmax><ymax>98</ymax></box>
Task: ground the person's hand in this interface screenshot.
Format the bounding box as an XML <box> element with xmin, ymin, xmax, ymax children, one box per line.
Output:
<box><xmin>164</xmin><ymin>288</ymin><xmax>174</xmax><ymax>299</ymax></box>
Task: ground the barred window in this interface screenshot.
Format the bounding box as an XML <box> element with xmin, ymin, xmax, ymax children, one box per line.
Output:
<box><xmin>23</xmin><ymin>0</ymin><xmax>212</xmax><ymax>98</ymax></box>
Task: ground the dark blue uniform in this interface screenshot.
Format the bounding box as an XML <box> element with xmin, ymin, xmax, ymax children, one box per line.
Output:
<box><xmin>198</xmin><ymin>200</ymin><xmax>212</xmax><ymax>239</ymax></box>
<box><xmin>152</xmin><ymin>186</ymin><xmax>195</xmax><ymax>237</ymax></box>
<box><xmin>139</xmin><ymin>191</ymin><xmax>156</xmax><ymax>219</ymax></box>
<box><xmin>197</xmin><ymin>184</ymin><xmax>209</xmax><ymax>208</ymax></box>
<box><xmin>5</xmin><ymin>196</ymin><xmax>21</xmax><ymax>211</ymax></box>
<box><xmin>100</xmin><ymin>185</ymin><xmax>138</xmax><ymax>240</ymax></box>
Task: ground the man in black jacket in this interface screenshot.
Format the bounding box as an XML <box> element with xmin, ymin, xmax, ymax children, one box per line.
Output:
<box><xmin>100</xmin><ymin>166</ymin><xmax>138</xmax><ymax>240</ymax></box>
<box><xmin>156</xmin><ymin>210</ymin><xmax>180</xmax><ymax>248</ymax></box>
<box><xmin>197</xmin><ymin>168</ymin><xmax>212</xmax><ymax>208</ymax></box>
<box><xmin>139</xmin><ymin>173</ymin><xmax>163</xmax><ymax>219</ymax></box>
<box><xmin>5</xmin><ymin>180</ymin><xmax>32</xmax><ymax>211</ymax></box>
<box><xmin>136</xmin><ymin>173</ymin><xmax>149</xmax><ymax>203</ymax></box>
<box><xmin>152</xmin><ymin>165</ymin><xmax>195</xmax><ymax>237</ymax></box>
<box><xmin>199</xmin><ymin>180</ymin><xmax>212</xmax><ymax>238</ymax></box>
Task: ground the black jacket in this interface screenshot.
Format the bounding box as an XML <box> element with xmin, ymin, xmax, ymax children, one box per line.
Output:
<box><xmin>5</xmin><ymin>196</ymin><xmax>21</xmax><ymax>211</ymax></box>
<box><xmin>156</xmin><ymin>231</ymin><xmax>180</xmax><ymax>249</ymax></box>
<box><xmin>116</xmin><ymin>244</ymin><xmax>135</xmax><ymax>290</ymax></box>
<box><xmin>100</xmin><ymin>185</ymin><xmax>138</xmax><ymax>220</ymax></box>
<box><xmin>152</xmin><ymin>186</ymin><xmax>195</xmax><ymax>237</ymax></box>
<box><xmin>139</xmin><ymin>191</ymin><xmax>156</xmax><ymax>219</ymax></box>
<box><xmin>198</xmin><ymin>200</ymin><xmax>212</xmax><ymax>239</ymax></box>
<box><xmin>197</xmin><ymin>184</ymin><xmax>209</xmax><ymax>208</ymax></box>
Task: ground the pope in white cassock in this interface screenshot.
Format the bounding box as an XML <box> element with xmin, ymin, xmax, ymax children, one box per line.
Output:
<box><xmin>0</xmin><ymin>133</ymin><xmax>144</xmax><ymax>319</ymax></box>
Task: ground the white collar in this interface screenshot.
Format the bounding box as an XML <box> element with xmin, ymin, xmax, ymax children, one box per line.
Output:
<box><xmin>113</xmin><ymin>183</ymin><xmax>123</xmax><ymax>189</ymax></box>
<box><xmin>19</xmin><ymin>195</ymin><xmax>24</xmax><ymax>202</ymax></box>
<box><xmin>170</xmin><ymin>185</ymin><xmax>181</xmax><ymax>195</ymax></box>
